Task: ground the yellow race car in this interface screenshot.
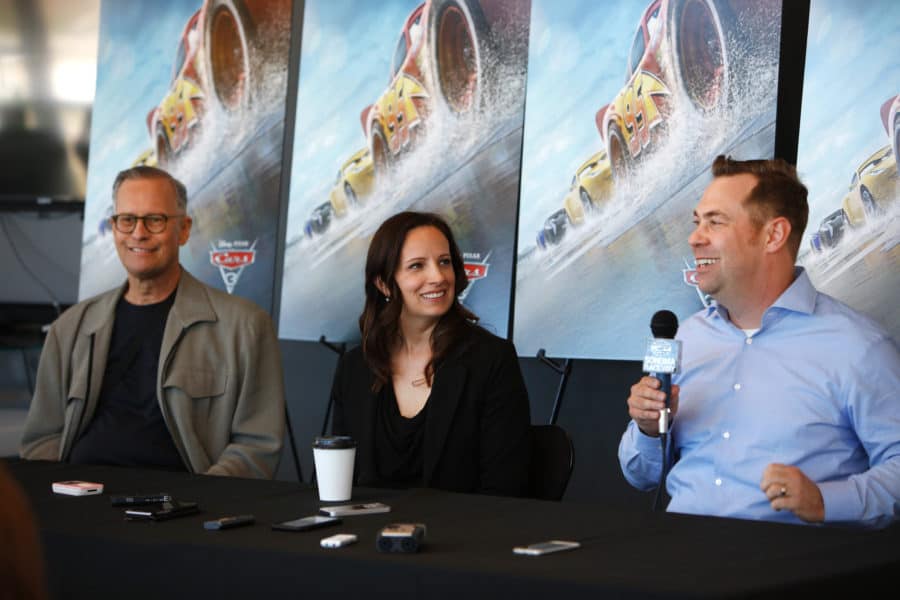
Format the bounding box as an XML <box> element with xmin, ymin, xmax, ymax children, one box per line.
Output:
<box><xmin>328</xmin><ymin>147</ymin><xmax>375</xmax><ymax>217</ymax></box>
<box><xmin>841</xmin><ymin>144</ymin><xmax>897</xmax><ymax>227</ymax></box>
<box><xmin>561</xmin><ymin>150</ymin><xmax>614</xmax><ymax>225</ymax></box>
<box><xmin>131</xmin><ymin>148</ymin><xmax>158</xmax><ymax>168</ymax></box>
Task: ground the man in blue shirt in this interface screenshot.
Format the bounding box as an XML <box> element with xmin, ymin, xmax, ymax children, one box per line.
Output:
<box><xmin>619</xmin><ymin>156</ymin><xmax>899</xmax><ymax>528</ymax></box>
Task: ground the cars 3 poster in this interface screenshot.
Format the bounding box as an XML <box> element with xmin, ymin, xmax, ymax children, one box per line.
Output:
<box><xmin>278</xmin><ymin>0</ymin><xmax>530</xmax><ymax>342</ymax></box>
<box><xmin>514</xmin><ymin>0</ymin><xmax>783</xmax><ymax>359</ymax></box>
<box><xmin>796</xmin><ymin>0</ymin><xmax>899</xmax><ymax>341</ymax></box>
<box><xmin>78</xmin><ymin>0</ymin><xmax>291</xmax><ymax>311</ymax></box>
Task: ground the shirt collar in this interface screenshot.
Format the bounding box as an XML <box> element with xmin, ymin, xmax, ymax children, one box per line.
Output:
<box><xmin>705</xmin><ymin>267</ymin><xmax>817</xmax><ymax>322</ymax></box>
<box><xmin>770</xmin><ymin>267</ymin><xmax>817</xmax><ymax>315</ymax></box>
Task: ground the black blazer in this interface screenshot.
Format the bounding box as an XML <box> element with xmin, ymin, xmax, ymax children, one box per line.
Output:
<box><xmin>330</xmin><ymin>325</ymin><xmax>531</xmax><ymax>497</ymax></box>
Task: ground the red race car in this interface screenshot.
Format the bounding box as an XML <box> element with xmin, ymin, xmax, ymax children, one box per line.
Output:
<box><xmin>146</xmin><ymin>0</ymin><xmax>288</xmax><ymax>168</ymax></box>
<box><xmin>594</xmin><ymin>0</ymin><xmax>774</xmax><ymax>181</ymax></box>
<box><xmin>359</xmin><ymin>0</ymin><xmax>525</xmax><ymax>178</ymax></box>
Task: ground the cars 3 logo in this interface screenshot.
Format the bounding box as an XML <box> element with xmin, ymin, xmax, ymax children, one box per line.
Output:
<box><xmin>210</xmin><ymin>239</ymin><xmax>257</xmax><ymax>294</ymax></box>
<box><xmin>460</xmin><ymin>251</ymin><xmax>490</xmax><ymax>301</ymax></box>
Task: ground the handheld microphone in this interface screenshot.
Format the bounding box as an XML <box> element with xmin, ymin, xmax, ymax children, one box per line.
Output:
<box><xmin>643</xmin><ymin>310</ymin><xmax>681</xmax><ymax>435</ymax></box>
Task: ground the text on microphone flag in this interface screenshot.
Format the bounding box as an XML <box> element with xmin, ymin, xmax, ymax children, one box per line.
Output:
<box><xmin>643</xmin><ymin>338</ymin><xmax>681</xmax><ymax>374</ymax></box>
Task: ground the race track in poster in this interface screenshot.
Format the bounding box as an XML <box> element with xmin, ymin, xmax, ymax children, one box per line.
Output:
<box><xmin>514</xmin><ymin>0</ymin><xmax>782</xmax><ymax>359</ymax></box>
<box><xmin>279</xmin><ymin>0</ymin><xmax>530</xmax><ymax>341</ymax></box>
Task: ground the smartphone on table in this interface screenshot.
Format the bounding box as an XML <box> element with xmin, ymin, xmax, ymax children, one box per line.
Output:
<box><xmin>271</xmin><ymin>515</ymin><xmax>342</xmax><ymax>532</ymax></box>
<box><xmin>512</xmin><ymin>540</ymin><xmax>581</xmax><ymax>556</ymax></box>
<box><xmin>125</xmin><ymin>500</ymin><xmax>200</xmax><ymax>521</ymax></box>
<box><xmin>319</xmin><ymin>502</ymin><xmax>390</xmax><ymax>517</ymax></box>
<box><xmin>52</xmin><ymin>481</ymin><xmax>104</xmax><ymax>496</ymax></box>
<box><xmin>320</xmin><ymin>533</ymin><xmax>358</xmax><ymax>548</ymax></box>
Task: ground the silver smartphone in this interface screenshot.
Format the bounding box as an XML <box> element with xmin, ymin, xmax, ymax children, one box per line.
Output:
<box><xmin>512</xmin><ymin>540</ymin><xmax>581</xmax><ymax>556</ymax></box>
<box><xmin>319</xmin><ymin>502</ymin><xmax>391</xmax><ymax>517</ymax></box>
<box><xmin>271</xmin><ymin>515</ymin><xmax>341</xmax><ymax>532</ymax></box>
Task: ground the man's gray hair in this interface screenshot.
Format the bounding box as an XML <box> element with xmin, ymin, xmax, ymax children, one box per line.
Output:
<box><xmin>112</xmin><ymin>166</ymin><xmax>188</xmax><ymax>211</ymax></box>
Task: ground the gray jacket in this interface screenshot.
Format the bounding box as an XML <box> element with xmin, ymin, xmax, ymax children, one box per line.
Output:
<box><xmin>20</xmin><ymin>269</ymin><xmax>286</xmax><ymax>478</ymax></box>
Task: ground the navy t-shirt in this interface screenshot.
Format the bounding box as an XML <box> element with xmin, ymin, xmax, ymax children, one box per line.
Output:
<box><xmin>69</xmin><ymin>291</ymin><xmax>186</xmax><ymax>471</ymax></box>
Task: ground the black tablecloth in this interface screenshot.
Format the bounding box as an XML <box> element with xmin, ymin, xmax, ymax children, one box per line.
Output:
<box><xmin>8</xmin><ymin>459</ymin><xmax>900</xmax><ymax>599</ymax></box>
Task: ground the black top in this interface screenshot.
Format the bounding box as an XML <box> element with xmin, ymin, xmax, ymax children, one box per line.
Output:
<box><xmin>69</xmin><ymin>292</ymin><xmax>185</xmax><ymax>471</ymax></box>
<box><xmin>373</xmin><ymin>384</ymin><xmax>427</xmax><ymax>486</ymax></box>
<box><xmin>331</xmin><ymin>323</ymin><xmax>532</xmax><ymax>496</ymax></box>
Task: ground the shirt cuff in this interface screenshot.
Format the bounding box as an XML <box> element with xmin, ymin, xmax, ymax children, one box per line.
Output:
<box><xmin>629</xmin><ymin>421</ymin><xmax>665</xmax><ymax>463</ymax></box>
<box><xmin>818</xmin><ymin>479</ymin><xmax>860</xmax><ymax>523</ymax></box>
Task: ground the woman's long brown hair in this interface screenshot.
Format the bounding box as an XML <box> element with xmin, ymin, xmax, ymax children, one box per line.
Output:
<box><xmin>359</xmin><ymin>211</ymin><xmax>478</xmax><ymax>392</ymax></box>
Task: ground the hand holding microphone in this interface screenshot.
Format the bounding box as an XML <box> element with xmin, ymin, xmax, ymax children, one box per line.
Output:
<box><xmin>627</xmin><ymin>310</ymin><xmax>681</xmax><ymax>437</ymax></box>
<box><xmin>628</xmin><ymin>376</ymin><xmax>680</xmax><ymax>437</ymax></box>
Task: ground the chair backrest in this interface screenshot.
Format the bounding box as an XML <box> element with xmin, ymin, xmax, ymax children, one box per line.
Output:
<box><xmin>528</xmin><ymin>424</ymin><xmax>574</xmax><ymax>501</ymax></box>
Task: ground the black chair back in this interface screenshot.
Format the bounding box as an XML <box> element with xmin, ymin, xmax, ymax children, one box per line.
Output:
<box><xmin>528</xmin><ymin>424</ymin><xmax>574</xmax><ymax>501</ymax></box>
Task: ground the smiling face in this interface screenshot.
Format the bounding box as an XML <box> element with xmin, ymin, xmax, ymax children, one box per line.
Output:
<box><xmin>390</xmin><ymin>225</ymin><xmax>456</xmax><ymax>325</ymax></box>
<box><xmin>688</xmin><ymin>173</ymin><xmax>767</xmax><ymax>308</ymax></box>
<box><xmin>113</xmin><ymin>176</ymin><xmax>191</xmax><ymax>287</ymax></box>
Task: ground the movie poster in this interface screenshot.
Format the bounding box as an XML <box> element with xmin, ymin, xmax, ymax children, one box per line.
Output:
<box><xmin>514</xmin><ymin>0</ymin><xmax>783</xmax><ymax>359</ymax></box>
<box><xmin>278</xmin><ymin>0</ymin><xmax>530</xmax><ymax>342</ymax></box>
<box><xmin>796</xmin><ymin>0</ymin><xmax>899</xmax><ymax>340</ymax></box>
<box><xmin>78</xmin><ymin>0</ymin><xmax>292</xmax><ymax>311</ymax></box>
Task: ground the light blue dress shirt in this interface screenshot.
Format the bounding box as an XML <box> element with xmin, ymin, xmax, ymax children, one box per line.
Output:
<box><xmin>619</xmin><ymin>269</ymin><xmax>900</xmax><ymax>528</ymax></box>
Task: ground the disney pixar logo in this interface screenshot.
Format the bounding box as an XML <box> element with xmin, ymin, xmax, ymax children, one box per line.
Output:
<box><xmin>210</xmin><ymin>239</ymin><xmax>257</xmax><ymax>294</ymax></box>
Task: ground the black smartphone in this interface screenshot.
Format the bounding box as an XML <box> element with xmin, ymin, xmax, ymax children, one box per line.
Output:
<box><xmin>271</xmin><ymin>515</ymin><xmax>341</xmax><ymax>532</ymax></box>
<box><xmin>111</xmin><ymin>493</ymin><xmax>173</xmax><ymax>507</ymax></box>
<box><xmin>125</xmin><ymin>500</ymin><xmax>200</xmax><ymax>521</ymax></box>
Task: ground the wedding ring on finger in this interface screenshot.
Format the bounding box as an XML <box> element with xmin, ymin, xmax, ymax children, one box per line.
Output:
<box><xmin>779</xmin><ymin>486</ymin><xmax>787</xmax><ymax>497</ymax></box>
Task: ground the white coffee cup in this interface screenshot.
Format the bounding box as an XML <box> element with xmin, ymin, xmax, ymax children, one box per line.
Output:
<box><xmin>312</xmin><ymin>436</ymin><xmax>357</xmax><ymax>502</ymax></box>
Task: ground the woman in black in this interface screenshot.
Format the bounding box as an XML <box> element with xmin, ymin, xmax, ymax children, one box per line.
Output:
<box><xmin>330</xmin><ymin>212</ymin><xmax>531</xmax><ymax>496</ymax></box>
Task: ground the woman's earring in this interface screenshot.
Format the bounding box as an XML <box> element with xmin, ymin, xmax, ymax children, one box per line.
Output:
<box><xmin>384</xmin><ymin>295</ymin><xmax>391</xmax><ymax>303</ymax></box>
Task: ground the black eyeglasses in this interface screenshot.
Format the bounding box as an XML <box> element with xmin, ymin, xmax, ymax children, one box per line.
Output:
<box><xmin>110</xmin><ymin>213</ymin><xmax>185</xmax><ymax>234</ymax></box>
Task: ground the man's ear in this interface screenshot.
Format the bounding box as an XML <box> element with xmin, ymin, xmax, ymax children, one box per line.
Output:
<box><xmin>178</xmin><ymin>216</ymin><xmax>193</xmax><ymax>246</ymax></box>
<box><xmin>374</xmin><ymin>277</ymin><xmax>390</xmax><ymax>298</ymax></box>
<box><xmin>764</xmin><ymin>216</ymin><xmax>790</xmax><ymax>254</ymax></box>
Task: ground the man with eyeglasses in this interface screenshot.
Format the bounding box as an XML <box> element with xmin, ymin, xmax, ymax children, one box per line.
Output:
<box><xmin>20</xmin><ymin>166</ymin><xmax>285</xmax><ymax>478</ymax></box>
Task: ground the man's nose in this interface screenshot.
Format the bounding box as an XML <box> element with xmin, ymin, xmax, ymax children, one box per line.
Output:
<box><xmin>131</xmin><ymin>218</ymin><xmax>151</xmax><ymax>237</ymax></box>
<box><xmin>688</xmin><ymin>226</ymin><xmax>704</xmax><ymax>247</ymax></box>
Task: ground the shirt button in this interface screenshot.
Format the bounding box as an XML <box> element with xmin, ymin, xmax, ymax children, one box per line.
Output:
<box><xmin>733</xmin><ymin>383</ymin><xmax>742</xmax><ymax>391</ymax></box>
<box><xmin>723</xmin><ymin>431</ymin><xmax>730</xmax><ymax>439</ymax></box>
<box><xmin>746</xmin><ymin>337</ymin><xmax>753</xmax><ymax>345</ymax></box>
<box><xmin>715</xmin><ymin>478</ymin><xmax>722</xmax><ymax>486</ymax></box>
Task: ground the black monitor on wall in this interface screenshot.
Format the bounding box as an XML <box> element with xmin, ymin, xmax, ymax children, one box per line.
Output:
<box><xmin>0</xmin><ymin>0</ymin><xmax>98</xmax><ymax>328</ymax></box>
